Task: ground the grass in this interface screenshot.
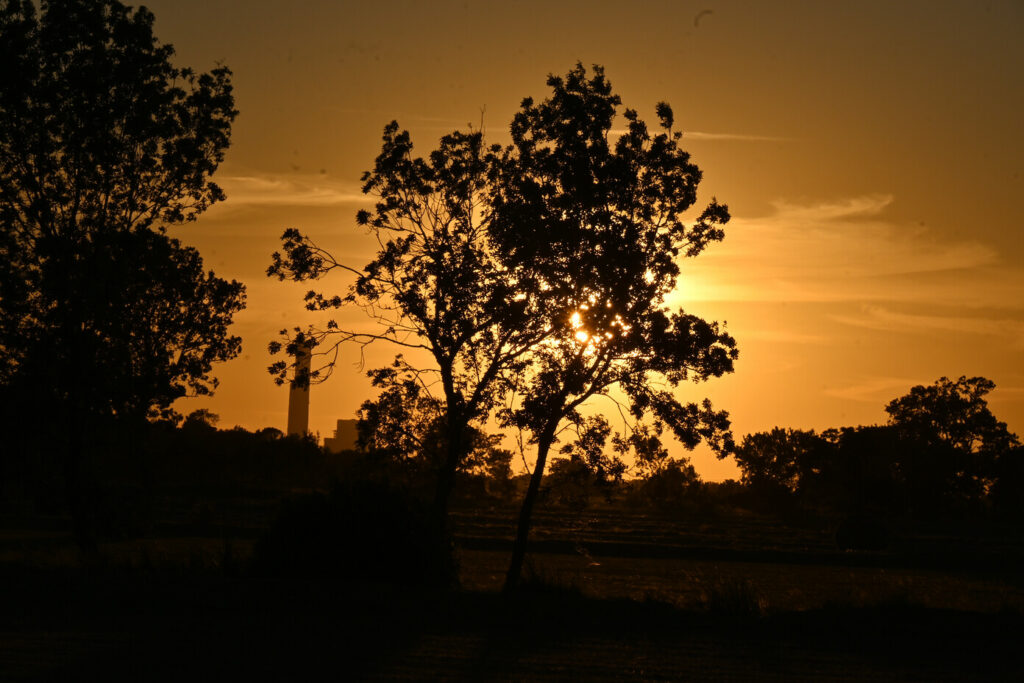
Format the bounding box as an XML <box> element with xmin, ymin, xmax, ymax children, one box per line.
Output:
<box><xmin>4</xmin><ymin>502</ymin><xmax>1024</xmax><ymax>680</ymax></box>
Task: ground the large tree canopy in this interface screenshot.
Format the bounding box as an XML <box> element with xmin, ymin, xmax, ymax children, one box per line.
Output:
<box><xmin>0</xmin><ymin>0</ymin><xmax>243</xmax><ymax>423</ymax></box>
<box><xmin>885</xmin><ymin>376</ymin><xmax>1018</xmax><ymax>458</ymax></box>
<box><xmin>886</xmin><ymin>376</ymin><xmax>1019</xmax><ymax>503</ymax></box>
<box><xmin>269</xmin><ymin>66</ymin><xmax>737</xmax><ymax>574</ymax></box>
<box><xmin>0</xmin><ymin>0</ymin><xmax>243</xmax><ymax>546</ymax></box>
<box><xmin>490</xmin><ymin>65</ymin><xmax>736</xmax><ymax>589</ymax></box>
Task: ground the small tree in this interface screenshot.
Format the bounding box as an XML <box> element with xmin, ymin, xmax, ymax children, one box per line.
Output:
<box><xmin>886</xmin><ymin>376</ymin><xmax>1020</xmax><ymax>506</ymax></box>
<box><xmin>546</xmin><ymin>415</ymin><xmax>628</xmax><ymax>508</ymax></box>
<box><xmin>493</xmin><ymin>65</ymin><xmax>738</xmax><ymax>590</ymax></box>
<box><xmin>269</xmin><ymin>125</ymin><xmax>546</xmax><ymax>528</ymax></box>
<box><xmin>0</xmin><ymin>0</ymin><xmax>243</xmax><ymax>545</ymax></box>
<box><xmin>354</xmin><ymin>360</ymin><xmax>506</xmax><ymax>480</ymax></box>
<box><xmin>732</xmin><ymin>428</ymin><xmax>826</xmax><ymax>493</ymax></box>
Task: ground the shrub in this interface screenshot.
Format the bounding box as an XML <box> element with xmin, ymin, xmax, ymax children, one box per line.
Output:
<box><xmin>252</xmin><ymin>480</ymin><xmax>457</xmax><ymax>588</ymax></box>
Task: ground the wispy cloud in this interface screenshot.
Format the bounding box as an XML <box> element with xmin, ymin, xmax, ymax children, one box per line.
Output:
<box><xmin>823</xmin><ymin>376</ymin><xmax>922</xmax><ymax>404</ymax></box>
<box><xmin>683</xmin><ymin>131</ymin><xmax>791</xmax><ymax>142</ymax></box>
<box><xmin>830</xmin><ymin>305</ymin><xmax>1024</xmax><ymax>347</ymax></box>
<box><xmin>672</xmin><ymin>194</ymin><xmax>1024</xmax><ymax>308</ymax></box>
<box><xmin>217</xmin><ymin>174</ymin><xmax>368</xmax><ymax>209</ymax></box>
<box><xmin>740</xmin><ymin>329</ymin><xmax>826</xmax><ymax>344</ymax></box>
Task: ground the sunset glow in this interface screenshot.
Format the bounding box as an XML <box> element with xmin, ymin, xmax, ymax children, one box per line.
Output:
<box><xmin>144</xmin><ymin>0</ymin><xmax>1023</xmax><ymax>481</ymax></box>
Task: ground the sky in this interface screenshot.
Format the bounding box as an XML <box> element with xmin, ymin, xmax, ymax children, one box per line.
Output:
<box><xmin>141</xmin><ymin>0</ymin><xmax>1024</xmax><ymax>480</ymax></box>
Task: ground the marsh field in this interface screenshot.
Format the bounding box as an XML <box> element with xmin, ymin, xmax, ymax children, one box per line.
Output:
<box><xmin>3</xmin><ymin>490</ymin><xmax>1023</xmax><ymax>682</ymax></box>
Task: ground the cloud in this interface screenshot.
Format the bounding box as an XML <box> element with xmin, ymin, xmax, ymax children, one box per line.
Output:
<box><xmin>217</xmin><ymin>174</ymin><xmax>368</xmax><ymax>209</ymax></box>
<box><xmin>683</xmin><ymin>131</ymin><xmax>791</xmax><ymax>142</ymax></box>
<box><xmin>671</xmin><ymin>194</ymin><xmax>1024</xmax><ymax>308</ymax></box>
<box><xmin>823</xmin><ymin>376</ymin><xmax>922</xmax><ymax>404</ymax></box>
<box><xmin>830</xmin><ymin>305</ymin><xmax>1024</xmax><ymax>347</ymax></box>
<box><xmin>740</xmin><ymin>329</ymin><xmax>827</xmax><ymax>344</ymax></box>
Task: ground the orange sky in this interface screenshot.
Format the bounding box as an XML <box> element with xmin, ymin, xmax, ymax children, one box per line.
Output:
<box><xmin>142</xmin><ymin>0</ymin><xmax>1024</xmax><ymax>480</ymax></box>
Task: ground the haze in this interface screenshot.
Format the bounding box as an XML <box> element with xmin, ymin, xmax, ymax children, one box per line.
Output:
<box><xmin>146</xmin><ymin>0</ymin><xmax>1024</xmax><ymax>480</ymax></box>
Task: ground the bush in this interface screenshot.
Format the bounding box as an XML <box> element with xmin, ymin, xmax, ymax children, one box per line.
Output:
<box><xmin>835</xmin><ymin>514</ymin><xmax>890</xmax><ymax>551</ymax></box>
<box><xmin>252</xmin><ymin>480</ymin><xmax>457</xmax><ymax>588</ymax></box>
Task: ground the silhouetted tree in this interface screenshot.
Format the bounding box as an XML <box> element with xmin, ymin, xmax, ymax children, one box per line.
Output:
<box><xmin>732</xmin><ymin>426</ymin><xmax>905</xmax><ymax>517</ymax></box>
<box><xmin>990</xmin><ymin>445</ymin><xmax>1024</xmax><ymax>524</ymax></box>
<box><xmin>732</xmin><ymin>428</ymin><xmax>826</xmax><ymax>493</ymax></box>
<box><xmin>635</xmin><ymin>457</ymin><xmax>702</xmax><ymax>509</ymax></box>
<box><xmin>0</xmin><ymin>0</ymin><xmax>242</xmax><ymax>547</ymax></box>
<box><xmin>269</xmin><ymin>126</ymin><xmax>545</xmax><ymax>528</ymax></box>
<box><xmin>617</xmin><ymin>422</ymin><xmax>673</xmax><ymax>480</ymax></box>
<box><xmin>355</xmin><ymin>359</ymin><xmax>510</xmax><ymax>487</ymax></box>
<box><xmin>886</xmin><ymin>376</ymin><xmax>1019</xmax><ymax>506</ymax></box>
<box><xmin>493</xmin><ymin>64</ymin><xmax>737</xmax><ymax>590</ymax></box>
<box><xmin>558</xmin><ymin>415</ymin><xmax>627</xmax><ymax>491</ymax></box>
<box><xmin>545</xmin><ymin>415</ymin><xmax>627</xmax><ymax>508</ymax></box>
<box><xmin>268</xmin><ymin>65</ymin><xmax>736</xmax><ymax>575</ymax></box>
<box><xmin>355</xmin><ymin>362</ymin><xmax>445</xmax><ymax>467</ymax></box>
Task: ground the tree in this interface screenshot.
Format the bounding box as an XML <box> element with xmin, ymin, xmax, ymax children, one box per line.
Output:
<box><xmin>354</xmin><ymin>360</ymin><xmax>506</xmax><ymax>480</ymax></box>
<box><xmin>492</xmin><ymin>65</ymin><xmax>737</xmax><ymax>590</ymax></box>
<box><xmin>268</xmin><ymin>65</ymin><xmax>737</xmax><ymax>578</ymax></box>
<box><xmin>886</xmin><ymin>376</ymin><xmax>1020</xmax><ymax>506</ymax></box>
<box><xmin>269</xmin><ymin>125</ymin><xmax>545</xmax><ymax>527</ymax></box>
<box><xmin>0</xmin><ymin>0</ymin><xmax>243</xmax><ymax>544</ymax></box>
<box><xmin>545</xmin><ymin>414</ymin><xmax>628</xmax><ymax>508</ymax></box>
<box><xmin>732</xmin><ymin>428</ymin><xmax>826</xmax><ymax>493</ymax></box>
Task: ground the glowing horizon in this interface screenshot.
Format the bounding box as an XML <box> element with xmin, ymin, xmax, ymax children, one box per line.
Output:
<box><xmin>146</xmin><ymin>0</ymin><xmax>1023</xmax><ymax>481</ymax></box>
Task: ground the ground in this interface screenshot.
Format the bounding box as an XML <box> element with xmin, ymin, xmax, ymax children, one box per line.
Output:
<box><xmin>1</xmin><ymin>496</ymin><xmax>1022</xmax><ymax>681</ymax></box>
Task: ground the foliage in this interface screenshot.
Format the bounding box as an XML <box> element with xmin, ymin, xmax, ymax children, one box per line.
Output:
<box><xmin>356</xmin><ymin>362</ymin><xmax>445</xmax><ymax>464</ymax></box>
<box><xmin>493</xmin><ymin>64</ymin><xmax>737</xmax><ymax>589</ymax></box>
<box><xmin>615</xmin><ymin>422</ymin><xmax>672</xmax><ymax>479</ymax></box>
<box><xmin>732</xmin><ymin>428</ymin><xmax>825</xmax><ymax>492</ymax></box>
<box><xmin>355</xmin><ymin>360</ymin><xmax>510</xmax><ymax>480</ymax></box>
<box><xmin>730</xmin><ymin>377</ymin><xmax>1022</xmax><ymax>521</ymax></box>
<box><xmin>268</xmin><ymin>64</ymin><xmax>737</xmax><ymax>589</ymax></box>
<box><xmin>885</xmin><ymin>376</ymin><xmax>1018</xmax><ymax>456</ymax></box>
<box><xmin>557</xmin><ymin>415</ymin><xmax>628</xmax><ymax>491</ymax></box>
<box><xmin>886</xmin><ymin>376</ymin><xmax>1019</xmax><ymax>502</ymax></box>
<box><xmin>268</xmin><ymin>123</ymin><xmax>542</xmax><ymax>519</ymax></box>
<box><xmin>544</xmin><ymin>415</ymin><xmax>628</xmax><ymax>508</ymax></box>
<box><xmin>491</xmin><ymin>64</ymin><xmax>736</xmax><ymax>452</ymax></box>
<box><xmin>0</xmin><ymin>0</ymin><xmax>243</xmax><ymax>423</ymax></box>
<box><xmin>0</xmin><ymin>0</ymin><xmax>242</xmax><ymax>549</ymax></box>
<box><xmin>635</xmin><ymin>457</ymin><xmax>703</xmax><ymax>510</ymax></box>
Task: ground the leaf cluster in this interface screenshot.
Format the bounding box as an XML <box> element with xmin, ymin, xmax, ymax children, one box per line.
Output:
<box><xmin>0</xmin><ymin>0</ymin><xmax>243</xmax><ymax>421</ymax></box>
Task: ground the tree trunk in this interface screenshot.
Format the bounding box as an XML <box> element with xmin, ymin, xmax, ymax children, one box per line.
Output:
<box><xmin>432</xmin><ymin>365</ymin><xmax>462</xmax><ymax>530</ymax></box>
<box><xmin>63</xmin><ymin>407</ymin><xmax>98</xmax><ymax>557</ymax></box>
<box><xmin>432</xmin><ymin>423</ymin><xmax>463</xmax><ymax>531</ymax></box>
<box><xmin>503</xmin><ymin>426</ymin><xmax>557</xmax><ymax>593</ymax></box>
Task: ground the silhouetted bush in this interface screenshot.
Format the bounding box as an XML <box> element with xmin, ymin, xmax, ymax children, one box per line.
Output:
<box><xmin>252</xmin><ymin>480</ymin><xmax>457</xmax><ymax>588</ymax></box>
<box><xmin>835</xmin><ymin>514</ymin><xmax>890</xmax><ymax>551</ymax></box>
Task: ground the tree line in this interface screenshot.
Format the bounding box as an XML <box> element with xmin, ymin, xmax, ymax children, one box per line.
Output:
<box><xmin>731</xmin><ymin>376</ymin><xmax>1022</xmax><ymax>524</ymax></box>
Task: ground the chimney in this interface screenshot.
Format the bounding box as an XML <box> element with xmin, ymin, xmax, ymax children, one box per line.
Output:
<box><xmin>286</xmin><ymin>341</ymin><xmax>313</xmax><ymax>437</ymax></box>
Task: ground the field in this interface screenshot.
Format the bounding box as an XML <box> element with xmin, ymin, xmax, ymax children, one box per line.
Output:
<box><xmin>2</xmin><ymin>494</ymin><xmax>1024</xmax><ymax>680</ymax></box>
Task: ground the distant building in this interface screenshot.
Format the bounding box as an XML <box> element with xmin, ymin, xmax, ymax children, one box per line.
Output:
<box><xmin>324</xmin><ymin>419</ymin><xmax>359</xmax><ymax>453</ymax></box>
<box><xmin>286</xmin><ymin>341</ymin><xmax>313</xmax><ymax>437</ymax></box>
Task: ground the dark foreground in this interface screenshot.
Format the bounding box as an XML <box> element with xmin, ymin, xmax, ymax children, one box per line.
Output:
<box><xmin>2</xmin><ymin>564</ymin><xmax>1022</xmax><ymax>682</ymax></box>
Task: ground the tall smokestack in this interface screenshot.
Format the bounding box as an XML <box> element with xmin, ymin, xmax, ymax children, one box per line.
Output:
<box><xmin>286</xmin><ymin>341</ymin><xmax>312</xmax><ymax>437</ymax></box>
